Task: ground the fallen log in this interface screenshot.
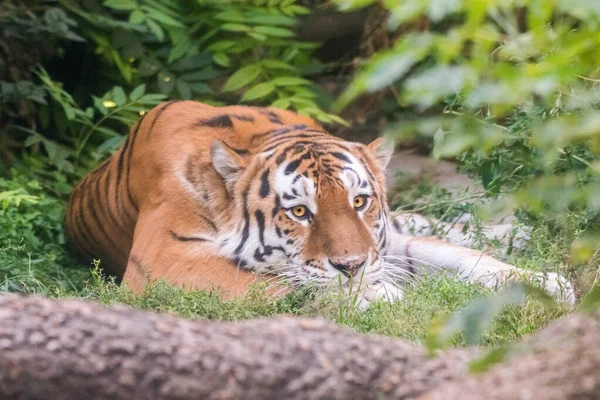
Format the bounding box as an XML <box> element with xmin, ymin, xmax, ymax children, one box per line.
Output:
<box><xmin>0</xmin><ymin>294</ymin><xmax>598</xmax><ymax>400</ymax></box>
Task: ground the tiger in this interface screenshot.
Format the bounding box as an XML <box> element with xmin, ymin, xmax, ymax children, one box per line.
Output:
<box><xmin>65</xmin><ymin>101</ymin><xmax>574</xmax><ymax>305</ymax></box>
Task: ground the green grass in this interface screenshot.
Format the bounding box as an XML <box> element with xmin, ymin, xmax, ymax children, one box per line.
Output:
<box><xmin>0</xmin><ymin>170</ymin><xmax>577</xmax><ymax>349</ymax></box>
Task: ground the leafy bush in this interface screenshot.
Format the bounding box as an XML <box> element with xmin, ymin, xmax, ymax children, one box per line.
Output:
<box><xmin>0</xmin><ymin>173</ymin><xmax>89</xmax><ymax>293</ymax></box>
<box><xmin>1</xmin><ymin>0</ymin><xmax>342</xmax><ymax>189</ymax></box>
<box><xmin>336</xmin><ymin>0</ymin><xmax>600</xmax><ymax>263</ymax></box>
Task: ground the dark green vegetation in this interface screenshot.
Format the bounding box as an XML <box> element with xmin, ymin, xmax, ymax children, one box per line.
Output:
<box><xmin>1</xmin><ymin>0</ymin><xmax>599</xmax><ymax>349</ymax></box>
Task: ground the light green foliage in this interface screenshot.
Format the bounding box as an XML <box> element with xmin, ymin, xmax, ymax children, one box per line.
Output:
<box><xmin>76</xmin><ymin>0</ymin><xmax>341</xmax><ymax>122</ymax></box>
<box><xmin>0</xmin><ymin>174</ymin><xmax>90</xmax><ymax>294</ymax></box>
<box><xmin>19</xmin><ymin>70</ymin><xmax>166</xmax><ymax>192</ymax></box>
<box><xmin>335</xmin><ymin>0</ymin><xmax>600</xmax><ymax>261</ymax></box>
<box><xmin>1</xmin><ymin>1</ymin><xmax>341</xmax><ymax>192</ymax></box>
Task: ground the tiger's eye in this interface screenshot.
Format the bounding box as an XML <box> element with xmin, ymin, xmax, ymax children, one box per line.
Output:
<box><xmin>292</xmin><ymin>205</ymin><xmax>307</xmax><ymax>217</ymax></box>
<box><xmin>353</xmin><ymin>195</ymin><xmax>366</xmax><ymax>209</ymax></box>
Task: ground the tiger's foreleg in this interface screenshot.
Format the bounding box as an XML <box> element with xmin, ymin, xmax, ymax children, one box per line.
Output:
<box><xmin>121</xmin><ymin>203</ymin><xmax>273</xmax><ymax>298</ymax></box>
<box><xmin>385</xmin><ymin>228</ymin><xmax>575</xmax><ymax>305</ymax></box>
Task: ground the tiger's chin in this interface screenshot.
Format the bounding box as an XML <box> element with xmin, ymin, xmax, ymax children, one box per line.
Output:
<box><xmin>289</xmin><ymin>260</ymin><xmax>404</xmax><ymax>310</ymax></box>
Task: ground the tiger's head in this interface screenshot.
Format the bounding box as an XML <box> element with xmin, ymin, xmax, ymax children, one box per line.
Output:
<box><xmin>212</xmin><ymin>125</ymin><xmax>394</xmax><ymax>289</ymax></box>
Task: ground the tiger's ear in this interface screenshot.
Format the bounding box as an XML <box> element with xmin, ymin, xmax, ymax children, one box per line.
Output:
<box><xmin>366</xmin><ymin>137</ymin><xmax>394</xmax><ymax>169</ymax></box>
<box><xmin>210</xmin><ymin>140</ymin><xmax>247</xmax><ymax>189</ymax></box>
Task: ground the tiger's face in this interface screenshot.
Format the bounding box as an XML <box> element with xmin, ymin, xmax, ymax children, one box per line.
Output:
<box><xmin>213</xmin><ymin>127</ymin><xmax>393</xmax><ymax>288</ymax></box>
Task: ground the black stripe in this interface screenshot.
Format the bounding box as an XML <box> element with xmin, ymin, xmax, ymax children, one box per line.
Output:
<box><xmin>199</xmin><ymin>114</ymin><xmax>233</xmax><ymax>129</ymax></box>
<box><xmin>169</xmin><ymin>230</ymin><xmax>210</xmax><ymax>242</ymax></box>
<box><xmin>74</xmin><ymin>191</ymin><xmax>100</xmax><ymax>255</ymax></box>
<box><xmin>266</xmin><ymin>140</ymin><xmax>351</xmax><ymax>164</ymax></box>
<box><xmin>229</xmin><ymin>146</ymin><xmax>250</xmax><ymax>155</ymax></box>
<box><xmin>284</xmin><ymin>151</ymin><xmax>313</xmax><ymax>175</ymax></box>
<box><xmin>88</xmin><ymin>172</ymin><xmax>121</xmax><ymax>267</ymax></box>
<box><xmin>249</xmin><ymin>124</ymin><xmax>311</xmax><ymax>143</ymax></box>
<box><xmin>272</xmin><ymin>195</ymin><xmax>281</xmax><ymax>218</ymax></box>
<box><xmin>261</xmin><ymin>133</ymin><xmax>331</xmax><ymax>152</ymax></box>
<box><xmin>233</xmin><ymin>114</ymin><xmax>255</xmax><ymax>122</ymax></box>
<box><xmin>255</xmin><ymin>210</ymin><xmax>266</xmax><ymax>246</ymax></box>
<box><xmin>66</xmin><ymin>194</ymin><xmax>96</xmax><ymax>262</ymax></box>
<box><xmin>115</xmin><ymin>135</ymin><xmax>131</xmax><ymax>220</ymax></box>
<box><xmin>260</xmin><ymin>109</ymin><xmax>283</xmax><ymax>124</ymax></box>
<box><xmin>102</xmin><ymin>167</ymin><xmax>129</xmax><ymax>237</ymax></box>
<box><xmin>198</xmin><ymin>214</ymin><xmax>218</xmax><ymax>232</ymax></box>
<box><xmin>148</xmin><ymin>100</ymin><xmax>182</xmax><ymax>136</ymax></box>
<box><xmin>235</xmin><ymin>186</ymin><xmax>251</xmax><ymax>255</ymax></box>
<box><xmin>331</xmin><ymin>152</ymin><xmax>352</xmax><ymax>163</ymax></box>
<box><xmin>259</xmin><ymin>168</ymin><xmax>270</xmax><ymax>198</ymax></box>
<box><xmin>124</xmin><ymin>114</ymin><xmax>146</xmax><ymax>213</ymax></box>
<box><xmin>77</xmin><ymin>187</ymin><xmax>118</xmax><ymax>268</ymax></box>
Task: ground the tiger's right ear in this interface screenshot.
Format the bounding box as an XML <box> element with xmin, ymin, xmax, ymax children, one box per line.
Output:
<box><xmin>210</xmin><ymin>140</ymin><xmax>247</xmax><ymax>190</ymax></box>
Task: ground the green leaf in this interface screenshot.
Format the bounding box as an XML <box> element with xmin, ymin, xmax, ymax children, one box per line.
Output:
<box><xmin>271</xmin><ymin>98</ymin><xmax>291</xmax><ymax>109</ymax></box>
<box><xmin>112</xmin><ymin>86</ymin><xmax>127</xmax><ymax>106</ymax></box>
<box><xmin>24</xmin><ymin>134</ymin><xmax>44</xmax><ymax>147</ymax></box>
<box><xmin>128</xmin><ymin>9</ymin><xmax>145</xmax><ymax>24</ymax></box>
<box><xmin>252</xmin><ymin>26</ymin><xmax>294</xmax><ymax>38</ymax></box>
<box><xmin>103</xmin><ymin>0</ymin><xmax>137</xmax><ymax>10</ymax></box>
<box><xmin>141</xmin><ymin>5</ymin><xmax>185</xmax><ymax>27</ymax></box>
<box><xmin>180</xmin><ymin>67</ymin><xmax>221</xmax><ymax>82</ymax></box>
<box><xmin>247</xmin><ymin>14</ymin><xmax>297</xmax><ymax>26</ymax></box>
<box><xmin>176</xmin><ymin>79</ymin><xmax>192</xmax><ymax>100</ymax></box>
<box><xmin>97</xmin><ymin>136</ymin><xmax>126</xmax><ymax>155</ymax></box>
<box><xmin>241</xmin><ymin>82</ymin><xmax>275</xmax><ymax>102</ymax></box>
<box><xmin>404</xmin><ymin>65</ymin><xmax>476</xmax><ymax>109</ymax></box>
<box><xmin>271</xmin><ymin>76</ymin><xmax>311</xmax><ymax>86</ymax></box>
<box><xmin>214</xmin><ymin>10</ymin><xmax>246</xmax><ymax>23</ymax></box>
<box><xmin>168</xmin><ymin>37</ymin><xmax>194</xmax><ymax>63</ymax></box>
<box><xmin>146</xmin><ymin>19</ymin><xmax>164</xmax><ymax>41</ymax></box>
<box><xmin>171</xmin><ymin>53</ymin><xmax>212</xmax><ymax>72</ymax></box>
<box><xmin>129</xmin><ymin>84</ymin><xmax>146</xmax><ymax>101</ymax></box>
<box><xmin>212</xmin><ymin>53</ymin><xmax>231</xmax><ymax>68</ymax></box>
<box><xmin>247</xmin><ymin>32</ymin><xmax>268</xmax><ymax>41</ymax></box>
<box><xmin>190</xmin><ymin>82</ymin><xmax>212</xmax><ymax>94</ymax></box>
<box><xmin>206</xmin><ymin>40</ymin><xmax>237</xmax><ymax>52</ymax></box>
<box><xmin>221</xmin><ymin>64</ymin><xmax>262</xmax><ymax>92</ymax></box>
<box><xmin>262</xmin><ymin>60</ymin><xmax>296</xmax><ymax>70</ymax></box>
<box><xmin>284</xmin><ymin>5</ymin><xmax>311</xmax><ymax>15</ymax></box>
<box><xmin>221</xmin><ymin>23</ymin><xmax>251</xmax><ymax>32</ymax></box>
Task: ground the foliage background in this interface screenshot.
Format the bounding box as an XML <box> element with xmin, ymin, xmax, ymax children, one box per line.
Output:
<box><xmin>1</xmin><ymin>0</ymin><xmax>599</xmax><ymax>349</ymax></box>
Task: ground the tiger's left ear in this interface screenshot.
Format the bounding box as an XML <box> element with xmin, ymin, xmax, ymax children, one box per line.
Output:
<box><xmin>210</xmin><ymin>140</ymin><xmax>247</xmax><ymax>191</ymax></box>
<box><xmin>366</xmin><ymin>137</ymin><xmax>394</xmax><ymax>169</ymax></box>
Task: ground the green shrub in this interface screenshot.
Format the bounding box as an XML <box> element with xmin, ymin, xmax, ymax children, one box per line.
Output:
<box><xmin>336</xmin><ymin>0</ymin><xmax>600</xmax><ymax>262</ymax></box>
<box><xmin>0</xmin><ymin>173</ymin><xmax>89</xmax><ymax>293</ymax></box>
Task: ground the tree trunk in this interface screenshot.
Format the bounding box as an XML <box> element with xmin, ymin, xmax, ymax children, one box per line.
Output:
<box><xmin>0</xmin><ymin>294</ymin><xmax>598</xmax><ymax>400</ymax></box>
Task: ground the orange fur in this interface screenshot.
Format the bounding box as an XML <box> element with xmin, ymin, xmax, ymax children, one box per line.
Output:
<box><xmin>66</xmin><ymin>101</ymin><xmax>388</xmax><ymax>298</ymax></box>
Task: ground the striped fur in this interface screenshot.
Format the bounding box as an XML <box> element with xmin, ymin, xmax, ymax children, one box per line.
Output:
<box><xmin>66</xmin><ymin>101</ymin><xmax>395</xmax><ymax>298</ymax></box>
<box><xmin>66</xmin><ymin>101</ymin><xmax>575</xmax><ymax>304</ymax></box>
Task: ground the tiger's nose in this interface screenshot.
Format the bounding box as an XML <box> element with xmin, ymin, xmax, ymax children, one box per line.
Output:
<box><xmin>329</xmin><ymin>255</ymin><xmax>367</xmax><ymax>277</ymax></box>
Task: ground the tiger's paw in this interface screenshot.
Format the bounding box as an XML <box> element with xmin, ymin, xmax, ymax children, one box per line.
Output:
<box><xmin>356</xmin><ymin>282</ymin><xmax>403</xmax><ymax>310</ymax></box>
